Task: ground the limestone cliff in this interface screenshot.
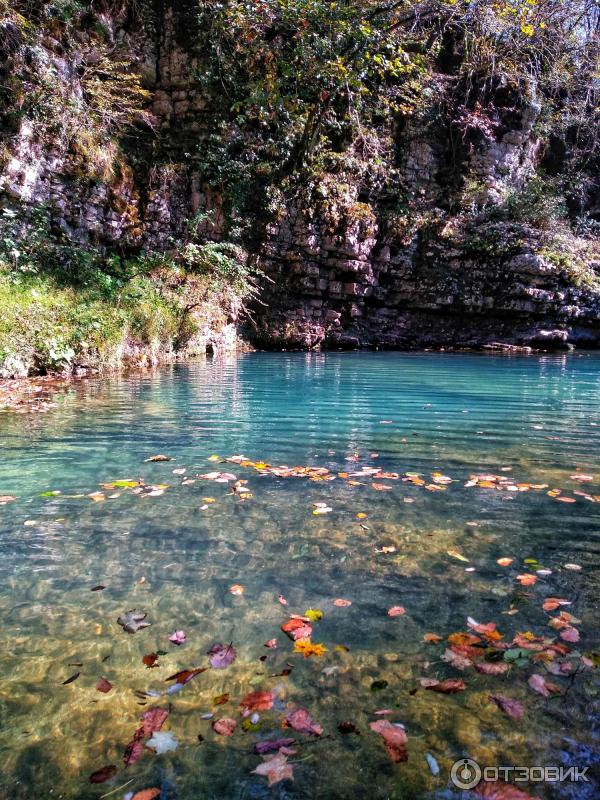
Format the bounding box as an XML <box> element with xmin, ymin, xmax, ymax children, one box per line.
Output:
<box><xmin>1</xmin><ymin>1</ymin><xmax>598</xmax><ymax>354</ymax></box>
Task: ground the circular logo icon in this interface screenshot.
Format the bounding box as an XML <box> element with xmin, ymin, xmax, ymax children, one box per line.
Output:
<box><xmin>451</xmin><ymin>758</ymin><xmax>482</xmax><ymax>790</ymax></box>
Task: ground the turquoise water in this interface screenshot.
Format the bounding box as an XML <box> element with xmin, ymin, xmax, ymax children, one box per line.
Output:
<box><xmin>0</xmin><ymin>352</ymin><xmax>598</xmax><ymax>800</ymax></box>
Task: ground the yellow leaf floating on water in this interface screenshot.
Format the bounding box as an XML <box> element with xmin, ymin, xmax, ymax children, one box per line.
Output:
<box><xmin>447</xmin><ymin>549</ymin><xmax>469</xmax><ymax>562</ymax></box>
<box><xmin>208</xmin><ymin>455</ymin><xmax>220</xmax><ymax>462</ymax></box>
<box><xmin>356</xmin><ymin>512</ymin><xmax>367</xmax><ymax>519</ymax></box>
<box><xmin>293</xmin><ymin>639</ymin><xmax>327</xmax><ymax>658</ymax></box>
<box><xmin>305</xmin><ymin>608</ymin><xmax>323</xmax><ymax>622</ymax></box>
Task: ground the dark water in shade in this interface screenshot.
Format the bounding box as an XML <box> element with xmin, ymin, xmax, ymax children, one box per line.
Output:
<box><xmin>0</xmin><ymin>351</ymin><xmax>598</xmax><ymax>800</ymax></box>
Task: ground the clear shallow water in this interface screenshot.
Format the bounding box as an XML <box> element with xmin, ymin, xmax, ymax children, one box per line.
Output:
<box><xmin>0</xmin><ymin>351</ymin><xmax>598</xmax><ymax>800</ymax></box>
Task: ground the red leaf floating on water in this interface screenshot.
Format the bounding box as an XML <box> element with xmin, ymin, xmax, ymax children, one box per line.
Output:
<box><xmin>281</xmin><ymin>618</ymin><xmax>313</xmax><ymax>641</ymax></box>
<box><xmin>143</xmin><ymin>653</ymin><xmax>160</xmax><ymax>668</ymax></box>
<box><xmin>420</xmin><ymin>678</ymin><xmax>466</xmax><ymax>693</ymax></box>
<box><xmin>474</xmin><ymin>779</ymin><xmax>537</xmax><ymax>799</ymax></box>
<box><xmin>131</xmin><ymin>790</ymin><xmax>161</xmax><ymax>800</ymax></box>
<box><xmin>240</xmin><ymin>690</ymin><xmax>274</xmax><ymax>715</ymax></box>
<box><xmin>165</xmin><ymin>667</ymin><xmax>206</xmax><ymax>685</ymax></box>
<box><xmin>369</xmin><ymin>720</ymin><xmax>408</xmax><ymax>763</ymax></box>
<box><xmin>207</xmin><ymin>642</ymin><xmax>237</xmax><ymax>669</ymax></box>
<box><xmin>96</xmin><ymin>677</ymin><xmax>113</xmax><ymax>693</ymax></box>
<box><xmin>89</xmin><ymin>765</ymin><xmax>117</xmax><ymax>783</ymax></box>
<box><xmin>387</xmin><ymin>606</ymin><xmax>406</xmax><ymax>617</ymax></box>
<box><xmin>212</xmin><ymin>717</ymin><xmax>237</xmax><ymax>736</ymax></box>
<box><xmin>489</xmin><ymin>695</ymin><xmax>524</xmax><ymax>719</ymax></box>
<box><xmin>284</xmin><ymin>707</ymin><xmax>323</xmax><ymax>736</ymax></box>
<box><xmin>124</xmin><ymin>707</ymin><xmax>170</xmax><ymax>766</ymax></box>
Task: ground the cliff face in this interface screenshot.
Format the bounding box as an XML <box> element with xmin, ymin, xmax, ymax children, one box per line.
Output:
<box><xmin>1</xmin><ymin>2</ymin><xmax>599</xmax><ymax>352</ymax></box>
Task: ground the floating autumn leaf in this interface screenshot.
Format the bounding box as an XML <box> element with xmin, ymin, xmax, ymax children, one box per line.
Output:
<box><xmin>516</xmin><ymin>574</ymin><xmax>537</xmax><ymax>586</ymax></box>
<box><xmin>559</xmin><ymin>627</ymin><xmax>580</xmax><ymax>643</ymax></box>
<box><xmin>117</xmin><ymin>610</ymin><xmax>150</xmax><ymax>634</ymax></box>
<box><xmin>240</xmin><ymin>690</ymin><xmax>274</xmax><ymax>715</ymax></box>
<box><xmin>305</xmin><ymin>608</ymin><xmax>323</xmax><ymax>622</ymax></box>
<box><xmin>442</xmin><ymin>648</ymin><xmax>473</xmax><ymax>670</ymax></box>
<box><xmin>528</xmin><ymin>673</ymin><xmax>561</xmax><ymax>697</ymax></box>
<box><xmin>254</xmin><ymin>738</ymin><xmax>296</xmax><ymax>755</ymax></box>
<box><xmin>473</xmin><ymin>779</ymin><xmax>537</xmax><ymax>798</ymax></box>
<box><xmin>213</xmin><ymin>693</ymin><xmax>230</xmax><ymax>705</ymax></box>
<box><xmin>542</xmin><ymin>597</ymin><xmax>572</xmax><ymax>612</ymax></box>
<box><xmin>131</xmin><ymin>790</ymin><xmax>161</xmax><ymax>800</ymax></box>
<box><xmin>212</xmin><ymin>718</ymin><xmax>237</xmax><ymax>736</ymax></box>
<box><xmin>369</xmin><ymin>720</ymin><xmax>408</xmax><ymax>763</ymax></box>
<box><xmin>142</xmin><ymin>653</ymin><xmax>161</xmax><ymax>668</ymax></box>
<box><xmin>420</xmin><ymin>678</ymin><xmax>466</xmax><ymax>693</ymax></box>
<box><xmin>264</xmin><ymin>638</ymin><xmax>278</xmax><ymax>648</ymax></box>
<box><xmin>387</xmin><ymin>606</ymin><xmax>406</xmax><ymax>617</ymax></box>
<box><xmin>169</xmin><ymin>629</ymin><xmax>186</xmax><ymax>645</ymax></box>
<box><xmin>278</xmin><ymin>595</ymin><xmax>288</xmax><ymax>605</ymax></box>
<box><xmin>124</xmin><ymin>707</ymin><xmax>169</xmax><ymax>766</ymax></box>
<box><xmin>497</xmin><ymin>558</ymin><xmax>514</xmax><ymax>567</ymax></box>
<box><xmin>62</xmin><ymin>672</ymin><xmax>80</xmax><ymax>685</ymax></box>
<box><xmin>338</xmin><ymin>721</ymin><xmax>360</xmax><ymax>735</ymax></box>
<box><xmin>253</xmin><ymin>751</ymin><xmax>294</xmax><ymax>787</ymax></box>
<box><xmin>89</xmin><ymin>765</ymin><xmax>117</xmax><ymax>783</ymax></box>
<box><xmin>208</xmin><ymin>642</ymin><xmax>237</xmax><ymax>669</ymax></box>
<box><xmin>475</xmin><ymin>662</ymin><xmax>510</xmax><ymax>676</ymax></box>
<box><xmin>448</xmin><ymin>632</ymin><xmax>481</xmax><ymax>647</ymax></box>
<box><xmin>281</xmin><ymin>617</ymin><xmax>313</xmax><ymax>641</ymax></box>
<box><xmin>144</xmin><ymin>454</ymin><xmax>172</xmax><ymax>462</ymax></box>
<box><xmin>293</xmin><ymin>639</ymin><xmax>327</xmax><ymax>658</ymax></box>
<box><xmin>333</xmin><ymin>598</ymin><xmax>352</xmax><ymax>607</ymax></box>
<box><xmin>424</xmin><ymin>633</ymin><xmax>443</xmax><ymax>644</ymax></box>
<box><xmin>285</xmin><ymin>707</ymin><xmax>323</xmax><ymax>735</ymax></box>
<box><xmin>489</xmin><ymin>695</ymin><xmax>524</xmax><ymax>719</ymax></box>
<box><xmin>229</xmin><ymin>584</ymin><xmax>244</xmax><ymax>595</ymax></box>
<box><xmin>96</xmin><ymin>677</ymin><xmax>113</xmax><ymax>693</ymax></box>
<box><xmin>165</xmin><ymin>667</ymin><xmax>206</xmax><ymax>685</ymax></box>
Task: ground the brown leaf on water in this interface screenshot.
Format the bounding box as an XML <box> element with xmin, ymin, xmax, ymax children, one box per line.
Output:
<box><xmin>240</xmin><ymin>690</ymin><xmax>274</xmax><ymax>714</ymax></box>
<box><xmin>489</xmin><ymin>695</ymin><xmax>524</xmax><ymax>719</ymax></box>
<box><xmin>212</xmin><ymin>717</ymin><xmax>237</xmax><ymax>736</ymax></box>
<box><xmin>144</xmin><ymin>454</ymin><xmax>172</xmax><ymax>462</ymax></box>
<box><xmin>369</xmin><ymin>720</ymin><xmax>408</xmax><ymax>763</ymax></box>
<box><xmin>89</xmin><ymin>765</ymin><xmax>117</xmax><ymax>783</ymax></box>
<box><xmin>284</xmin><ymin>707</ymin><xmax>323</xmax><ymax>735</ymax></box>
<box><xmin>143</xmin><ymin>653</ymin><xmax>160</xmax><ymax>668</ymax></box>
<box><xmin>338</xmin><ymin>720</ymin><xmax>360</xmax><ymax>735</ymax></box>
<box><xmin>420</xmin><ymin>678</ymin><xmax>466</xmax><ymax>693</ymax></box>
<box><xmin>423</xmin><ymin>633</ymin><xmax>443</xmax><ymax>644</ymax></box>
<box><xmin>474</xmin><ymin>779</ymin><xmax>537</xmax><ymax>798</ymax></box>
<box><xmin>165</xmin><ymin>667</ymin><xmax>206</xmax><ymax>685</ymax></box>
<box><xmin>213</xmin><ymin>693</ymin><xmax>229</xmax><ymax>705</ymax></box>
<box><xmin>252</xmin><ymin>751</ymin><xmax>294</xmax><ymax>787</ymax></box>
<box><xmin>96</xmin><ymin>677</ymin><xmax>113</xmax><ymax>693</ymax></box>
<box><xmin>474</xmin><ymin>662</ymin><xmax>510</xmax><ymax>676</ymax></box>
<box><xmin>62</xmin><ymin>672</ymin><xmax>80</xmax><ymax>685</ymax></box>
<box><xmin>442</xmin><ymin>647</ymin><xmax>473</xmax><ymax>670</ymax></box>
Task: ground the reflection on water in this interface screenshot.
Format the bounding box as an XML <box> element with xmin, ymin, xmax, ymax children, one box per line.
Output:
<box><xmin>0</xmin><ymin>352</ymin><xmax>598</xmax><ymax>800</ymax></box>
